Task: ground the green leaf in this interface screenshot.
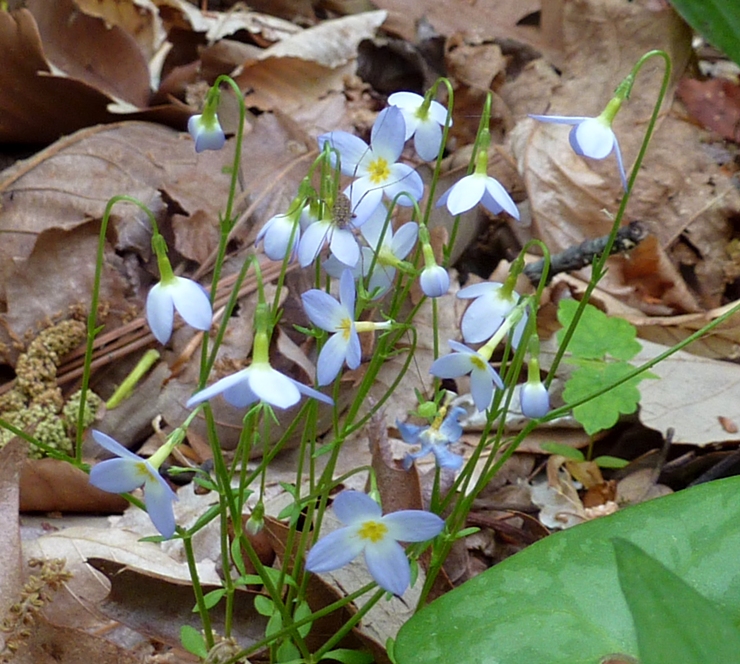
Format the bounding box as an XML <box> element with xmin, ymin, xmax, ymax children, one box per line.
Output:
<box><xmin>539</xmin><ymin>442</ymin><xmax>585</xmax><ymax>461</ymax></box>
<box><xmin>564</xmin><ymin>362</ymin><xmax>645</xmax><ymax>434</ymax></box>
<box><xmin>180</xmin><ymin>625</ymin><xmax>208</xmax><ymax>659</ymax></box>
<box><xmin>294</xmin><ymin>600</ymin><xmax>313</xmax><ymax>638</ymax></box>
<box><xmin>667</xmin><ymin>0</ymin><xmax>740</xmax><ymax>66</ymax></box>
<box><xmin>557</xmin><ymin>300</ymin><xmax>641</xmax><ymax>360</ymax></box>
<box><xmin>614</xmin><ymin>538</ymin><xmax>740</xmax><ymax>664</ymax></box>
<box><xmin>395</xmin><ymin>476</ymin><xmax>740</xmax><ymax>664</ymax></box>
<box><xmin>321</xmin><ymin>649</ymin><xmax>375</xmax><ymax>664</ymax></box>
<box><xmin>595</xmin><ymin>455</ymin><xmax>629</xmax><ymax>469</ymax></box>
<box><xmin>276</xmin><ymin>639</ymin><xmax>302</xmax><ymax>663</ymax></box>
<box><xmin>198</xmin><ymin>588</ymin><xmax>226</xmax><ymax>611</ymax></box>
<box><xmin>254</xmin><ymin>595</ymin><xmax>275</xmax><ymax>617</ymax></box>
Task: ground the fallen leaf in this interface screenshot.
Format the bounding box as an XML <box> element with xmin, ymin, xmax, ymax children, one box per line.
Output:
<box><xmin>20</xmin><ymin>458</ymin><xmax>128</xmax><ymax>513</ymax></box>
<box><xmin>0</xmin><ymin>440</ymin><xmax>24</xmax><ymax>618</ymax></box>
<box><xmin>635</xmin><ymin>339</ymin><xmax>740</xmax><ymax>446</ymax></box>
<box><xmin>677</xmin><ymin>77</ymin><xmax>740</xmax><ymax>142</ymax></box>
<box><xmin>90</xmin><ymin>558</ymin><xmax>266</xmax><ymax>649</ymax></box>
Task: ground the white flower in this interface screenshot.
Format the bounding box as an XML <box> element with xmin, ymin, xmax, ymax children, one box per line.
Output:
<box><xmin>437</xmin><ymin>171</ymin><xmax>519</xmax><ymax>220</ymax></box>
<box><xmin>318</xmin><ymin>106</ymin><xmax>424</xmax><ymax>227</ymax></box>
<box><xmin>458</xmin><ymin>282</ymin><xmax>518</xmax><ymax>344</ymax></box>
<box><xmin>520</xmin><ymin>380</ymin><xmax>550</xmax><ymax>418</ymax></box>
<box><xmin>186</xmin><ymin>360</ymin><xmax>333</xmax><ymax>410</ymax></box>
<box><xmin>430</xmin><ymin>340</ymin><xmax>504</xmax><ymax>412</ymax></box>
<box><xmin>187</xmin><ymin>113</ymin><xmax>226</xmax><ymax>153</ymax></box>
<box><xmin>89</xmin><ymin>430</ymin><xmax>178</xmax><ymax>538</ymax></box>
<box><xmin>529</xmin><ymin>113</ymin><xmax>627</xmax><ymax>191</ymax></box>
<box><xmin>388</xmin><ymin>91</ymin><xmax>450</xmax><ymax>161</ymax></box>
<box><xmin>305</xmin><ymin>490</ymin><xmax>445</xmax><ymax>596</ymax></box>
<box><xmin>146</xmin><ymin>276</ymin><xmax>213</xmax><ymax>345</ymax></box>
<box><xmin>419</xmin><ymin>264</ymin><xmax>450</xmax><ymax>298</ymax></box>
<box><xmin>398</xmin><ymin>406</ymin><xmax>466</xmax><ymax>470</ymax></box>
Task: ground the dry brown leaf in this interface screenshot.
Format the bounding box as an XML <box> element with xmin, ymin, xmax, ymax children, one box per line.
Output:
<box><xmin>20</xmin><ymin>458</ymin><xmax>129</xmax><ymax>513</ymax></box>
<box><xmin>0</xmin><ymin>440</ymin><xmax>24</xmax><ymax>618</ymax></box>
<box><xmin>370</xmin><ymin>0</ymin><xmax>543</xmax><ymax>56</ymax></box>
<box><xmin>90</xmin><ymin>558</ymin><xmax>266</xmax><ymax>650</ymax></box>
<box><xmin>258</xmin><ymin>11</ymin><xmax>387</xmax><ymax>68</ymax></box>
<box><xmin>23</xmin><ymin>525</ymin><xmax>222</xmax><ymax>634</ymax></box>
<box><xmin>11</xmin><ymin>619</ymin><xmax>141</xmax><ymax>664</ymax></box>
<box><xmin>635</xmin><ymin>338</ymin><xmax>740</xmax><ymax>446</ymax></box>
<box><xmin>0</xmin><ymin>8</ymin><xmax>189</xmax><ymax>143</ymax></box>
<box><xmin>27</xmin><ymin>0</ymin><xmax>151</xmax><ymax>109</ymax></box>
<box><xmin>72</xmin><ymin>0</ymin><xmax>166</xmax><ymax>64</ymax></box>
<box><xmin>154</xmin><ymin>0</ymin><xmax>300</xmax><ymax>43</ymax></box>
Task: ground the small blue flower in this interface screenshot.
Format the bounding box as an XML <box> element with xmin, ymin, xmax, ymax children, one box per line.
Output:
<box><xmin>146</xmin><ymin>276</ymin><xmax>213</xmax><ymax>345</ymax></box>
<box><xmin>430</xmin><ymin>340</ymin><xmax>504</xmax><ymax>413</ymax></box>
<box><xmin>398</xmin><ymin>406</ymin><xmax>466</xmax><ymax>470</ymax></box>
<box><xmin>186</xmin><ymin>360</ymin><xmax>333</xmax><ymax>410</ymax></box>
<box><xmin>89</xmin><ymin>430</ymin><xmax>178</xmax><ymax>538</ymax></box>
<box><xmin>187</xmin><ymin>113</ymin><xmax>226</xmax><ymax>153</ymax></box>
<box><xmin>529</xmin><ymin>112</ymin><xmax>627</xmax><ymax>191</ymax></box>
<box><xmin>388</xmin><ymin>91</ymin><xmax>450</xmax><ymax>161</ymax></box>
<box><xmin>318</xmin><ymin>106</ymin><xmax>424</xmax><ymax>227</ymax></box>
<box><xmin>305</xmin><ymin>490</ymin><xmax>445</xmax><ymax>596</ymax></box>
<box><xmin>301</xmin><ymin>270</ymin><xmax>391</xmax><ymax>385</ymax></box>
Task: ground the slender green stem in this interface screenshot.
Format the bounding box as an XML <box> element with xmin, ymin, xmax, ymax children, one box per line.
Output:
<box><xmin>546</xmin><ymin>50</ymin><xmax>672</xmax><ymax>385</ymax></box>
<box><xmin>182</xmin><ymin>532</ymin><xmax>215</xmax><ymax>649</ymax></box>
<box><xmin>78</xmin><ymin>195</ymin><xmax>157</xmax><ymax>462</ymax></box>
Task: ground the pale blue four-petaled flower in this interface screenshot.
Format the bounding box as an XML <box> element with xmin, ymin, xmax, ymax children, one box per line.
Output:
<box><xmin>457</xmin><ymin>281</ymin><xmax>526</xmax><ymax>345</ymax></box>
<box><xmin>398</xmin><ymin>406</ymin><xmax>466</xmax><ymax>471</ymax></box>
<box><xmin>529</xmin><ymin>113</ymin><xmax>627</xmax><ymax>191</ymax></box>
<box><xmin>187</xmin><ymin>114</ymin><xmax>226</xmax><ymax>153</ymax></box>
<box><xmin>88</xmin><ymin>430</ymin><xmax>178</xmax><ymax>538</ymax></box>
<box><xmin>430</xmin><ymin>340</ymin><xmax>504</xmax><ymax>413</ymax></box>
<box><xmin>317</xmin><ymin>105</ymin><xmax>424</xmax><ymax>228</ymax></box>
<box><xmin>388</xmin><ymin>91</ymin><xmax>450</xmax><ymax>162</ymax></box>
<box><xmin>146</xmin><ymin>276</ymin><xmax>213</xmax><ymax>345</ymax></box>
<box><xmin>186</xmin><ymin>361</ymin><xmax>333</xmax><ymax>410</ymax></box>
<box><xmin>304</xmin><ymin>490</ymin><xmax>445</xmax><ymax>596</ymax></box>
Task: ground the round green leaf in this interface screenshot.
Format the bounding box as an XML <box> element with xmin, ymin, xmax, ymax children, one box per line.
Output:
<box><xmin>396</xmin><ymin>477</ymin><xmax>740</xmax><ymax>664</ymax></box>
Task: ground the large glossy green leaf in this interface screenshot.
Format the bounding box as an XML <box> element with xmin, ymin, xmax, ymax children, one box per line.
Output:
<box><xmin>668</xmin><ymin>0</ymin><xmax>740</xmax><ymax>65</ymax></box>
<box><xmin>395</xmin><ymin>476</ymin><xmax>740</xmax><ymax>664</ymax></box>
<box><xmin>614</xmin><ymin>539</ymin><xmax>740</xmax><ymax>664</ymax></box>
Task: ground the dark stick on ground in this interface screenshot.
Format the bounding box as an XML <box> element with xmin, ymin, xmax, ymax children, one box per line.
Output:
<box><xmin>523</xmin><ymin>220</ymin><xmax>648</xmax><ymax>286</ymax></box>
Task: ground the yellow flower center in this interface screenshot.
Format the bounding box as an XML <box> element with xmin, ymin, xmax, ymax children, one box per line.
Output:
<box><xmin>358</xmin><ymin>520</ymin><xmax>388</xmax><ymax>543</ymax></box>
<box><xmin>368</xmin><ymin>158</ymin><xmax>391</xmax><ymax>185</ymax></box>
<box><xmin>339</xmin><ymin>317</ymin><xmax>353</xmax><ymax>341</ymax></box>
<box><xmin>470</xmin><ymin>355</ymin><xmax>487</xmax><ymax>371</ymax></box>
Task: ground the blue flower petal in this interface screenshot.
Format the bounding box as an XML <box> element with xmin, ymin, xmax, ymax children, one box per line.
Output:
<box><xmin>333</xmin><ymin>490</ymin><xmax>382</xmax><ymax>523</ymax></box>
<box><xmin>364</xmin><ymin>537</ymin><xmax>410</xmax><ymax>596</ymax></box>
